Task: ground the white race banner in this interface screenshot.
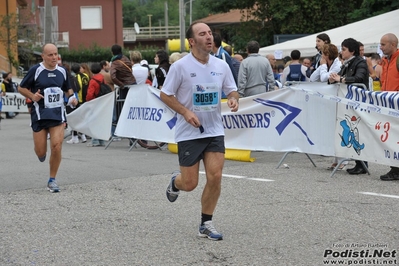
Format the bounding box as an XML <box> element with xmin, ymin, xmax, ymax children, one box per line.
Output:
<box><xmin>335</xmin><ymin>85</ymin><xmax>399</xmax><ymax>167</ymax></box>
<box><xmin>66</xmin><ymin>91</ymin><xmax>115</xmax><ymax>140</ymax></box>
<box><xmin>115</xmin><ymin>85</ymin><xmax>176</xmax><ymax>142</ymax></box>
<box><xmin>1</xmin><ymin>93</ymin><xmax>29</xmax><ymax>112</ymax></box>
<box><xmin>222</xmin><ymin>82</ymin><xmax>337</xmax><ymax>154</ymax></box>
<box><xmin>115</xmin><ymin>83</ymin><xmax>337</xmax><ymax>155</ymax></box>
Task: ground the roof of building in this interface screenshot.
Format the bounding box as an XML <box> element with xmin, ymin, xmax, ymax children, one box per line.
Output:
<box><xmin>197</xmin><ymin>9</ymin><xmax>256</xmax><ymax>27</ymax></box>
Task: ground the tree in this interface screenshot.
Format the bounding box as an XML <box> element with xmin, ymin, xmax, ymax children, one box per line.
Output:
<box><xmin>122</xmin><ymin>0</ymin><xmax>211</xmax><ymax>28</ymax></box>
<box><xmin>199</xmin><ymin>0</ymin><xmax>393</xmax><ymax>51</ymax></box>
<box><xmin>347</xmin><ymin>0</ymin><xmax>399</xmax><ymax>21</ymax></box>
<box><xmin>0</xmin><ymin>12</ymin><xmax>19</xmax><ymax>71</ymax></box>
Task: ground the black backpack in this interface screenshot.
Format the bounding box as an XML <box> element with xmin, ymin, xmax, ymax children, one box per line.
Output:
<box><xmin>93</xmin><ymin>79</ymin><xmax>112</xmax><ymax>97</ymax></box>
<box><xmin>287</xmin><ymin>64</ymin><xmax>306</xmax><ymax>81</ymax></box>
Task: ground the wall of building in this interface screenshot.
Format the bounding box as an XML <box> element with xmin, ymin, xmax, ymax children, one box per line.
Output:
<box><xmin>36</xmin><ymin>0</ymin><xmax>123</xmax><ymax>49</ymax></box>
<box><xmin>0</xmin><ymin>0</ymin><xmax>19</xmax><ymax>73</ymax></box>
<box><xmin>53</xmin><ymin>0</ymin><xmax>122</xmax><ymax>49</ymax></box>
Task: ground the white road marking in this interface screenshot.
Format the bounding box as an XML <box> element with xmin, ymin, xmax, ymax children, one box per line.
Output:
<box><xmin>357</xmin><ymin>192</ymin><xmax>399</xmax><ymax>199</ymax></box>
<box><xmin>199</xmin><ymin>171</ymin><xmax>274</xmax><ymax>182</ymax></box>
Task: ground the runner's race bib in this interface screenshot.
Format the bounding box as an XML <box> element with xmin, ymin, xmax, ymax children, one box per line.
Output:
<box><xmin>43</xmin><ymin>87</ymin><xmax>63</xmax><ymax>108</ymax></box>
<box><xmin>192</xmin><ymin>83</ymin><xmax>219</xmax><ymax>112</ymax></box>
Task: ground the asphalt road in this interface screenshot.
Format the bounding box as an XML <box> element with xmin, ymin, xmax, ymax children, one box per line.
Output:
<box><xmin>0</xmin><ymin>114</ymin><xmax>398</xmax><ymax>266</ymax></box>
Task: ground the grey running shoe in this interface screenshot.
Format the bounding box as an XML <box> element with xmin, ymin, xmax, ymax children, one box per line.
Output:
<box><xmin>198</xmin><ymin>221</ymin><xmax>223</xmax><ymax>241</ymax></box>
<box><xmin>166</xmin><ymin>171</ymin><xmax>180</xmax><ymax>202</ymax></box>
<box><xmin>47</xmin><ymin>180</ymin><xmax>60</xmax><ymax>193</ymax></box>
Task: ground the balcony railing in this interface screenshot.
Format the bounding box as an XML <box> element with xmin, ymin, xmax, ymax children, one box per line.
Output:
<box><xmin>35</xmin><ymin>32</ymin><xmax>70</xmax><ymax>48</ymax></box>
<box><xmin>123</xmin><ymin>26</ymin><xmax>180</xmax><ymax>41</ymax></box>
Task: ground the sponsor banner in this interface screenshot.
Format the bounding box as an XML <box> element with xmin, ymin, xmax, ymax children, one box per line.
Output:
<box><xmin>115</xmin><ymin>85</ymin><xmax>176</xmax><ymax>142</ymax></box>
<box><xmin>222</xmin><ymin>82</ymin><xmax>337</xmax><ymax>154</ymax></box>
<box><xmin>1</xmin><ymin>93</ymin><xmax>29</xmax><ymax>112</ymax></box>
<box><xmin>115</xmin><ymin>83</ymin><xmax>337</xmax><ymax>155</ymax></box>
<box><xmin>335</xmin><ymin>85</ymin><xmax>399</xmax><ymax>167</ymax></box>
<box><xmin>65</xmin><ymin>82</ymin><xmax>399</xmax><ymax>167</ymax></box>
<box><xmin>66</xmin><ymin>91</ymin><xmax>114</xmax><ymax>140</ymax></box>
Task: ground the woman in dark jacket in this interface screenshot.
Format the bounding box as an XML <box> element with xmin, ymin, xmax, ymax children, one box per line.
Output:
<box><xmin>329</xmin><ymin>38</ymin><xmax>369</xmax><ymax>175</ymax></box>
<box><xmin>153</xmin><ymin>50</ymin><xmax>170</xmax><ymax>89</ymax></box>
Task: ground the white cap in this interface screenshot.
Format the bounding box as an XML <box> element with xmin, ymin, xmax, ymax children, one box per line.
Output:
<box><xmin>140</xmin><ymin>60</ymin><xmax>149</xmax><ymax>65</ymax></box>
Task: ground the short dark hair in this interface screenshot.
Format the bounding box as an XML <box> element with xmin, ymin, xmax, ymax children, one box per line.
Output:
<box><xmin>111</xmin><ymin>44</ymin><xmax>122</xmax><ymax>55</ymax></box>
<box><xmin>316</xmin><ymin>33</ymin><xmax>331</xmax><ymax>44</ymax></box>
<box><xmin>2</xmin><ymin>72</ymin><xmax>11</xmax><ymax>79</ymax></box>
<box><xmin>370</xmin><ymin>53</ymin><xmax>381</xmax><ymax>61</ymax></box>
<box><xmin>246</xmin><ymin>41</ymin><xmax>260</xmax><ymax>53</ymax></box>
<box><xmin>342</xmin><ymin>38</ymin><xmax>360</xmax><ymax>56</ymax></box>
<box><xmin>100</xmin><ymin>60</ymin><xmax>108</xmax><ymax>68</ymax></box>
<box><xmin>185</xmin><ymin>21</ymin><xmax>203</xmax><ymax>39</ymax></box>
<box><xmin>71</xmin><ymin>63</ymin><xmax>81</xmax><ymax>74</ymax></box>
<box><xmin>213</xmin><ymin>32</ymin><xmax>222</xmax><ymax>48</ymax></box>
<box><xmin>290</xmin><ymin>50</ymin><xmax>301</xmax><ymax>60</ymax></box>
<box><xmin>90</xmin><ymin>62</ymin><xmax>102</xmax><ymax>74</ymax></box>
<box><xmin>283</xmin><ymin>56</ymin><xmax>291</xmax><ymax>64</ymax></box>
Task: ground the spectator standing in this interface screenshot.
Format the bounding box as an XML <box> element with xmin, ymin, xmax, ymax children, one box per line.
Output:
<box><xmin>110</xmin><ymin>44</ymin><xmax>136</xmax><ymax>100</ymax></box>
<box><xmin>68</xmin><ymin>63</ymin><xmax>88</xmax><ymax>144</ymax></box>
<box><xmin>328</xmin><ymin>38</ymin><xmax>369</xmax><ymax>175</ymax></box>
<box><xmin>130</xmin><ymin>51</ymin><xmax>148</xmax><ymax>85</ymax></box>
<box><xmin>18</xmin><ymin>43</ymin><xmax>78</xmax><ymax>193</ymax></box>
<box><xmin>238</xmin><ymin>40</ymin><xmax>276</xmax><ymax>97</ymax></box>
<box><xmin>153</xmin><ymin>50</ymin><xmax>170</xmax><ymax>89</ymax></box>
<box><xmin>310</xmin><ymin>44</ymin><xmax>342</xmax><ymax>82</ymax></box>
<box><xmin>63</xmin><ymin>63</ymin><xmax>83</xmax><ymax>145</ymax></box>
<box><xmin>370</xmin><ymin>53</ymin><xmax>382</xmax><ymax>91</ymax></box>
<box><xmin>302</xmin><ymin>57</ymin><xmax>312</xmax><ymax>78</ymax></box>
<box><xmin>80</xmin><ymin>63</ymin><xmax>93</xmax><ymax>79</ymax></box>
<box><xmin>212</xmin><ymin>33</ymin><xmax>238</xmax><ymax>85</ymax></box>
<box><xmin>312</xmin><ymin>33</ymin><xmax>331</xmax><ymax>73</ymax></box>
<box><xmin>309</xmin><ymin>44</ymin><xmax>347</xmax><ymax>170</ymax></box>
<box><xmin>266</xmin><ymin>54</ymin><xmax>280</xmax><ymax>81</ymax></box>
<box><xmin>169</xmin><ymin>52</ymin><xmax>182</xmax><ymax>64</ymax></box>
<box><xmin>100</xmin><ymin>60</ymin><xmax>114</xmax><ymax>91</ymax></box>
<box><xmin>140</xmin><ymin>60</ymin><xmax>153</xmax><ymax>86</ymax></box>
<box><xmin>1</xmin><ymin>72</ymin><xmax>17</xmax><ymax>118</ymax></box>
<box><xmin>280</xmin><ymin>50</ymin><xmax>309</xmax><ymax>84</ymax></box>
<box><xmin>379</xmin><ymin>33</ymin><xmax>399</xmax><ymax>181</ymax></box>
<box><xmin>160</xmin><ymin>22</ymin><xmax>239</xmax><ymax>241</ymax></box>
<box><xmin>86</xmin><ymin>63</ymin><xmax>107</xmax><ymax>146</ymax></box>
<box><xmin>224</xmin><ymin>45</ymin><xmax>241</xmax><ymax>80</ymax></box>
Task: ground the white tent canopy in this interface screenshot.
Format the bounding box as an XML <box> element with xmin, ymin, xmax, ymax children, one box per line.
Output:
<box><xmin>259</xmin><ymin>9</ymin><xmax>399</xmax><ymax>58</ymax></box>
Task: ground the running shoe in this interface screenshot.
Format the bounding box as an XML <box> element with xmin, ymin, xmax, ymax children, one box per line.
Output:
<box><xmin>66</xmin><ymin>137</ymin><xmax>79</xmax><ymax>144</ymax></box>
<box><xmin>47</xmin><ymin>180</ymin><xmax>60</xmax><ymax>193</ymax></box>
<box><xmin>198</xmin><ymin>221</ymin><xmax>223</xmax><ymax>241</ymax></box>
<box><xmin>166</xmin><ymin>171</ymin><xmax>180</xmax><ymax>202</ymax></box>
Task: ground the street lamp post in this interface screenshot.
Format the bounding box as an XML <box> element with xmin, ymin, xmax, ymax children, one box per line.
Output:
<box><xmin>147</xmin><ymin>14</ymin><xmax>152</xmax><ymax>37</ymax></box>
<box><xmin>179</xmin><ymin>0</ymin><xmax>185</xmax><ymax>52</ymax></box>
<box><xmin>180</xmin><ymin>0</ymin><xmax>195</xmax><ymax>52</ymax></box>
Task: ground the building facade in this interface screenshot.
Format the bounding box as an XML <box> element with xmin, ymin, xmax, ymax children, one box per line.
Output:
<box><xmin>20</xmin><ymin>0</ymin><xmax>123</xmax><ymax>50</ymax></box>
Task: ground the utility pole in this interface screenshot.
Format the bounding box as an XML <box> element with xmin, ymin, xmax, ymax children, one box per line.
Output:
<box><xmin>164</xmin><ymin>1</ymin><xmax>169</xmax><ymax>38</ymax></box>
<box><xmin>190</xmin><ymin>0</ymin><xmax>193</xmax><ymax>25</ymax></box>
<box><xmin>5</xmin><ymin>0</ymin><xmax>11</xmax><ymax>71</ymax></box>
<box><xmin>179</xmin><ymin>0</ymin><xmax>185</xmax><ymax>52</ymax></box>
<box><xmin>147</xmin><ymin>14</ymin><xmax>152</xmax><ymax>37</ymax></box>
<box><xmin>44</xmin><ymin>0</ymin><xmax>53</xmax><ymax>44</ymax></box>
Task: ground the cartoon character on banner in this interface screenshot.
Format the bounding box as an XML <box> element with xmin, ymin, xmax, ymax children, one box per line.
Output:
<box><xmin>339</xmin><ymin>115</ymin><xmax>365</xmax><ymax>155</ymax></box>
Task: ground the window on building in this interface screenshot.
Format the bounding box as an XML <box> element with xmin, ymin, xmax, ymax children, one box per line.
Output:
<box><xmin>80</xmin><ymin>6</ymin><xmax>102</xmax><ymax>30</ymax></box>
